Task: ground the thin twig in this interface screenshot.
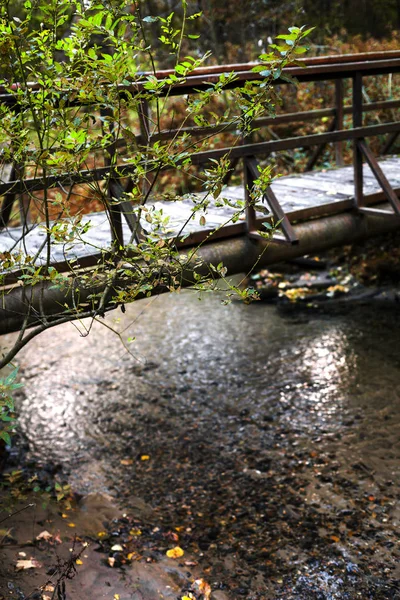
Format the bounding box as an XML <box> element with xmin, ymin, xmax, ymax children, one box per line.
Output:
<box><xmin>0</xmin><ymin>502</ymin><xmax>35</xmax><ymax>525</ymax></box>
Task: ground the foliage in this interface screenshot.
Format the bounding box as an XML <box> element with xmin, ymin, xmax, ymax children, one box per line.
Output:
<box><xmin>0</xmin><ymin>367</ymin><xmax>21</xmax><ymax>445</ymax></box>
<box><xmin>0</xmin><ymin>0</ymin><xmax>313</xmax><ymax>381</ymax></box>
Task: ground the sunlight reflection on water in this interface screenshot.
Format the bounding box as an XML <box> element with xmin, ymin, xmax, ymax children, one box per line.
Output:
<box><xmin>6</xmin><ymin>286</ymin><xmax>400</xmax><ymax>485</ymax></box>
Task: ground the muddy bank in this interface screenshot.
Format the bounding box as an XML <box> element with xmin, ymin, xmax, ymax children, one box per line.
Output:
<box><xmin>1</xmin><ymin>278</ymin><xmax>400</xmax><ymax>598</ymax></box>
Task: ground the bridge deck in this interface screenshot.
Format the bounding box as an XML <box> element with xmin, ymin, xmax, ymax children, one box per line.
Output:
<box><xmin>1</xmin><ymin>156</ymin><xmax>400</xmax><ymax>268</ymax></box>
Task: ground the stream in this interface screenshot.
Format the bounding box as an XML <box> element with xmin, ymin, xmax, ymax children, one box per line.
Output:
<box><xmin>3</xmin><ymin>282</ymin><xmax>400</xmax><ymax>598</ymax></box>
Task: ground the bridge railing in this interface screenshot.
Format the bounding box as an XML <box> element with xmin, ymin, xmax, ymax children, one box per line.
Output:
<box><xmin>1</xmin><ymin>51</ymin><xmax>400</xmax><ymax>271</ymax></box>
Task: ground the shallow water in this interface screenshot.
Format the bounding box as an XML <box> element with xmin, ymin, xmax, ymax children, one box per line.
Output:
<box><xmin>12</xmin><ymin>286</ymin><xmax>400</xmax><ymax>470</ymax></box>
<box><xmin>5</xmin><ymin>284</ymin><xmax>400</xmax><ymax>598</ymax></box>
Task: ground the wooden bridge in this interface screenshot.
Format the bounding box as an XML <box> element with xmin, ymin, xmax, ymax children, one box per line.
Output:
<box><xmin>1</xmin><ymin>51</ymin><xmax>400</xmax><ymax>334</ymax></box>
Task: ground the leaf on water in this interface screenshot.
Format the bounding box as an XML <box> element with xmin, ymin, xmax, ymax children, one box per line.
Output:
<box><xmin>166</xmin><ymin>546</ymin><xmax>184</xmax><ymax>559</ymax></box>
<box><xmin>15</xmin><ymin>558</ymin><xmax>42</xmax><ymax>571</ymax></box>
<box><xmin>67</xmin><ymin>523</ymin><xmax>76</xmax><ymax>528</ymax></box>
<box><xmin>36</xmin><ymin>530</ymin><xmax>52</xmax><ymax>541</ymax></box>
<box><xmin>195</xmin><ymin>579</ymin><xmax>212</xmax><ymax>599</ymax></box>
<box><xmin>76</xmin><ymin>559</ymin><xmax>83</xmax><ymax>565</ymax></box>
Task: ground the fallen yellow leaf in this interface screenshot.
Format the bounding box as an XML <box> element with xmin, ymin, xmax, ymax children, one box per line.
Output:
<box><xmin>114</xmin><ymin>595</ymin><xmax>120</xmax><ymax>600</ymax></box>
<box><xmin>120</xmin><ymin>459</ymin><xmax>133</xmax><ymax>466</ymax></box>
<box><xmin>140</xmin><ymin>455</ymin><xmax>150</xmax><ymax>461</ymax></box>
<box><xmin>76</xmin><ymin>559</ymin><xmax>83</xmax><ymax>565</ymax></box>
<box><xmin>97</xmin><ymin>531</ymin><xmax>106</xmax><ymax>537</ymax></box>
<box><xmin>67</xmin><ymin>523</ymin><xmax>76</xmax><ymax>528</ymax></box>
<box><xmin>129</xmin><ymin>528</ymin><xmax>142</xmax><ymax>536</ymax></box>
<box><xmin>166</xmin><ymin>546</ymin><xmax>184</xmax><ymax>559</ymax></box>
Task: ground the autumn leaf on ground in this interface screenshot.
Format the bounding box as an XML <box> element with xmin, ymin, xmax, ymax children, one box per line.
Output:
<box><xmin>166</xmin><ymin>546</ymin><xmax>184</xmax><ymax>558</ymax></box>
<box><xmin>15</xmin><ymin>558</ymin><xmax>42</xmax><ymax>571</ymax></box>
<box><xmin>120</xmin><ymin>459</ymin><xmax>133</xmax><ymax>466</ymax></box>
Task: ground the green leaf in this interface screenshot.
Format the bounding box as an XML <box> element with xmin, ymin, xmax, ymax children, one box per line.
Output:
<box><xmin>0</xmin><ymin>431</ymin><xmax>11</xmax><ymax>446</ymax></box>
<box><xmin>294</xmin><ymin>46</ymin><xmax>308</xmax><ymax>54</ymax></box>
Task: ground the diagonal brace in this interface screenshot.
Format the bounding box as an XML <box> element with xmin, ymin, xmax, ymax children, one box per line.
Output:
<box><xmin>245</xmin><ymin>156</ymin><xmax>298</xmax><ymax>244</ymax></box>
<box><xmin>358</xmin><ymin>139</ymin><xmax>400</xmax><ymax>216</ymax></box>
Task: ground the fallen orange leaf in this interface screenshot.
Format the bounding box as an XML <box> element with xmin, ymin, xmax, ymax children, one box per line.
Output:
<box><xmin>195</xmin><ymin>579</ymin><xmax>212</xmax><ymax>599</ymax></box>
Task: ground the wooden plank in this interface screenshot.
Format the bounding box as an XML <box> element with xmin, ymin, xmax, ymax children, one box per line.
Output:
<box><xmin>272</xmin><ymin>176</ymin><xmax>355</xmax><ymax>196</ymax></box>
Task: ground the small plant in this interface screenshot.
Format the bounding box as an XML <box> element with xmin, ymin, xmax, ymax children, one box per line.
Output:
<box><xmin>0</xmin><ymin>367</ymin><xmax>21</xmax><ymax>446</ymax></box>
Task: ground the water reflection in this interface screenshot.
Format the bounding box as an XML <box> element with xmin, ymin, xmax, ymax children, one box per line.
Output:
<box><xmin>5</xmin><ymin>287</ymin><xmax>399</xmax><ymax>482</ymax></box>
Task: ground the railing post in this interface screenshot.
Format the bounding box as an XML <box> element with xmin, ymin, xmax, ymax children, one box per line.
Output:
<box><xmin>137</xmin><ymin>99</ymin><xmax>152</xmax><ymax>199</ymax></box>
<box><xmin>353</xmin><ymin>71</ymin><xmax>363</xmax><ymax>207</ymax></box>
<box><xmin>101</xmin><ymin>107</ymin><xmax>124</xmax><ymax>250</ymax></box>
<box><xmin>335</xmin><ymin>79</ymin><xmax>344</xmax><ymax>167</ymax></box>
